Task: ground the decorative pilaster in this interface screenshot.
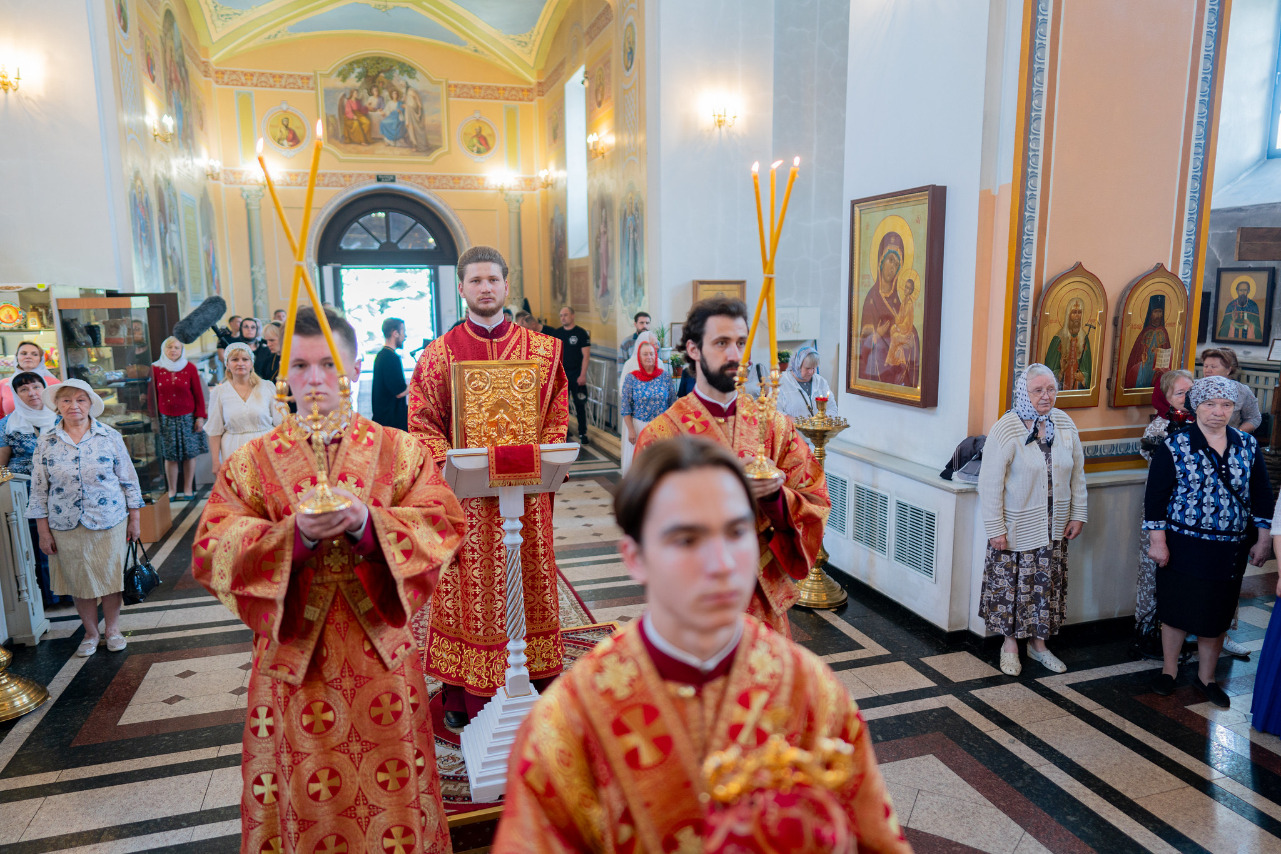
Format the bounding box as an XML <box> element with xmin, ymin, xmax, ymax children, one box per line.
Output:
<box><xmin>241</xmin><ymin>186</ymin><xmax>269</xmax><ymax>320</ymax></box>
<box><xmin>503</xmin><ymin>191</ymin><xmax>524</xmax><ymax>305</ymax></box>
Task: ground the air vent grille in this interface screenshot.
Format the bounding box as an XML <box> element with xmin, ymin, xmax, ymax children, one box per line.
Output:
<box><xmin>850</xmin><ymin>484</ymin><xmax>889</xmax><ymax>556</ymax></box>
<box><xmin>826</xmin><ymin>473</ymin><xmax>849</xmax><ymax>536</ymax></box>
<box><xmin>893</xmin><ymin>500</ymin><xmax>937</xmax><ymax>581</ymax></box>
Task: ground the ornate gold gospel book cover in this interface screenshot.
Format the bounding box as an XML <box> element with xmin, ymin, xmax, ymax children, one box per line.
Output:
<box><xmin>451</xmin><ymin>360</ymin><xmax>542</xmax><ymax>448</ymax></box>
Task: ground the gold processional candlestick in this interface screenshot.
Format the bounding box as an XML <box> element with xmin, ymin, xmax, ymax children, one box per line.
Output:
<box><xmin>792</xmin><ymin>397</ymin><xmax>849</xmax><ymax>608</ymax></box>
<box><xmin>259</xmin><ymin>126</ymin><xmax>353</xmax><ymax>516</ymax></box>
<box><xmin>738</xmin><ymin>157</ymin><xmax>800</xmax><ymax>481</ymax></box>
<box><xmin>0</xmin><ymin>645</ymin><xmax>48</xmax><ymax>722</ymax></box>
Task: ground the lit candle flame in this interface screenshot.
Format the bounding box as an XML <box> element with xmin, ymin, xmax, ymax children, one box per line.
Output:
<box><xmin>752</xmin><ymin>161</ymin><xmax>760</xmax><ymax>173</ymax></box>
<box><xmin>793</xmin><ymin>156</ymin><xmax>800</xmax><ymax>167</ymax></box>
<box><xmin>256</xmin><ymin>137</ymin><xmax>264</xmax><ymax>156</ymax></box>
<box><xmin>315</xmin><ymin>119</ymin><xmax>323</xmax><ymax>140</ymax></box>
<box><xmin>770</xmin><ymin>160</ymin><xmax>784</xmax><ymax>171</ymax></box>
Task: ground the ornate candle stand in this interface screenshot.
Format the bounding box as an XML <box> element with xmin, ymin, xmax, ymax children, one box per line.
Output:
<box><xmin>734</xmin><ymin>366</ymin><xmax>784</xmax><ymax>481</ymax></box>
<box><xmin>0</xmin><ymin>646</ymin><xmax>47</xmax><ymax>722</ymax></box>
<box><xmin>276</xmin><ymin>378</ymin><xmax>353</xmax><ymax>515</ymax></box>
<box><xmin>792</xmin><ymin>398</ymin><xmax>849</xmax><ymax>609</ymax></box>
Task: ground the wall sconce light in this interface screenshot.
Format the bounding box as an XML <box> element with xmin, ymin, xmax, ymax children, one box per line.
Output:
<box><xmin>204</xmin><ymin>159</ymin><xmax>222</xmax><ymax>181</ymax></box>
<box><xmin>538</xmin><ymin>167</ymin><xmax>559</xmax><ymax>189</ymax></box>
<box><xmin>0</xmin><ymin>66</ymin><xmax>19</xmax><ymax>93</ymax></box>
<box><xmin>150</xmin><ymin>114</ymin><xmax>175</xmax><ymax>143</ymax></box>
<box><xmin>712</xmin><ymin>107</ymin><xmax>736</xmax><ymax>129</ymax></box>
<box><xmin>587</xmin><ymin>133</ymin><xmax>611</xmax><ymax>160</ymax></box>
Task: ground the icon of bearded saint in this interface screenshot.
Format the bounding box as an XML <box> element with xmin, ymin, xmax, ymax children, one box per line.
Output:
<box><xmin>1045</xmin><ymin>298</ymin><xmax>1093</xmax><ymax>391</ymax></box>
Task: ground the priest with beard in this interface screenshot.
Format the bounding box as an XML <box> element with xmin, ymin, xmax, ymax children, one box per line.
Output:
<box><xmin>634</xmin><ymin>297</ymin><xmax>829</xmax><ymax>637</ymax></box>
<box><xmin>406</xmin><ymin>245</ymin><xmax>570</xmax><ymax>730</ymax></box>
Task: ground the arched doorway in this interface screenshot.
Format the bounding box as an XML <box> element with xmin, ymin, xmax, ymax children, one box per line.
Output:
<box><xmin>317</xmin><ymin>191</ymin><xmax>460</xmax><ymax>381</ymax></box>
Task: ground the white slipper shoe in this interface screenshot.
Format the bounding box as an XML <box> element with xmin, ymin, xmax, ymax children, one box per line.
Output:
<box><xmin>76</xmin><ymin>638</ymin><xmax>100</xmax><ymax>658</ymax></box>
<box><xmin>1028</xmin><ymin>647</ymin><xmax>1067</xmax><ymax>673</ymax></box>
<box><xmin>999</xmin><ymin>650</ymin><xmax>1021</xmax><ymax>676</ymax></box>
<box><xmin>105</xmin><ymin>634</ymin><xmax>127</xmax><ymax>652</ymax></box>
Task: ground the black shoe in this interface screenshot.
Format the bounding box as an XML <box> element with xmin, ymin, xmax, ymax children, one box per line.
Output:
<box><xmin>1150</xmin><ymin>672</ymin><xmax>1177</xmax><ymax>696</ymax></box>
<box><xmin>443</xmin><ymin>710</ymin><xmax>469</xmax><ymax>730</ymax></box>
<box><xmin>579</xmin><ymin>435</ymin><xmax>590</xmax><ymax>446</ymax></box>
<box><xmin>1195</xmin><ymin>678</ymin><xmax>1231</xmax><ymax>708</ymax></box>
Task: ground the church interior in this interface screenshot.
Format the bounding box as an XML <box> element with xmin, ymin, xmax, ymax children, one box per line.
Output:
<box><xmin>6</xmin><ymin>0</ymin><xmax>1281</xmax><ymax>851</ymax></box>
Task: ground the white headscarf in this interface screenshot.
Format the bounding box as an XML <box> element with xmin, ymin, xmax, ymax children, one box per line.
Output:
<box><xmin>13</xmin><ymin>343</ymin><xmax>55</xmax><ymax>383</ymax></box>
<box><xmin>153</xmin><ymin>336</ymin><xmax>189</xmax><ymax>373</ymax></box>
<box><xmin>6</xmin><ymin>375</ymin><xmax>55</xmax><ymax>435</ymax></box>
<box><xmin>622</xmin><ymin>331</ymin><xmax>661</xmax><ymax>375</ymax></box>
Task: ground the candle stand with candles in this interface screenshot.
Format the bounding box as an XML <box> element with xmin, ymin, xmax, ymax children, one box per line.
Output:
<box><xmin>792</xmin><ymin>396</ymin><xmax>849</xmax><ymax>609</ymax></box>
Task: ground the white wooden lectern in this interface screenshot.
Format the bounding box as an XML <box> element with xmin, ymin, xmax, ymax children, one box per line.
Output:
<box><xmin>442</xmin><ymin>442</ymin><xmax>579</xmax><ymax>803</ymax></box>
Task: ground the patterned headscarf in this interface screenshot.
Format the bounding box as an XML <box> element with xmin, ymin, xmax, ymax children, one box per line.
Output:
<box><xmin>1186</xmin><ymin>375</ymin><xmax>1238</xmax><ymax>414</ymax></box>
<box><xmin>1012</xmin><ymin>364</ymin><xmax>1057</xmax><ymax>445</ymax></box>
<box><xmin>788</xmin><ymin>346</ymin><xmax>820</xmax><ymax>381</ymax></box>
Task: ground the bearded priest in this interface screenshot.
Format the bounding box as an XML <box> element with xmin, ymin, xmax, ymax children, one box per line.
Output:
<box><xmin>407</xmin><ymin>245</ymin><xmax>571</xmax><ymax>731</ymax></box>
<box><xmin>194</xmin><ymin>306</ymin><xmax>466</xmax><ymax>854</ymax></box>
<box><xmin>494</xmin><ymin>436</ymin><xmax>908</xmax><ymax>854</ymax></box>
<box><xmin>634</xmin><ymin>297</ymin><xmax>829</xmax><ymax>637</ymax></box>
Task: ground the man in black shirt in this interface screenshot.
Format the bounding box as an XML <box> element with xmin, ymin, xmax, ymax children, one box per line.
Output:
<box><xmin>372</xmin><ymin>316</ymin><xmax>409</xmax><ymax>431</ymax></box>
<box><xmin>550</xmin><ymin>306</ymin><xmax>591</xmax><ymax>444</ymax></box>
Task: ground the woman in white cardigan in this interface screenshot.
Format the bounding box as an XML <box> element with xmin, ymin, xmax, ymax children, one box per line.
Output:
<box><xmin>979</xmin><ymin>364</ymin><xmax>1087</xmax><ymax>677</ymax></box>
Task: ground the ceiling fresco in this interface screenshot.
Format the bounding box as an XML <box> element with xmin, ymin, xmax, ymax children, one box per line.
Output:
<box><xmin>185</xmin><ymin>0</ymin><xmax>571</xmax><ymax>80</ymax></box>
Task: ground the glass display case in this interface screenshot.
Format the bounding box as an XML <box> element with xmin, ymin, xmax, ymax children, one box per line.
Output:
<box><xmin>53</xmin><ymin>295</ymin><xmax>179</xmax><ymax>500</ymax></box>
<box><xmin>0</xmin><ymin>288</ymin><xmax>60</xmax><ymax>382</ymax></box>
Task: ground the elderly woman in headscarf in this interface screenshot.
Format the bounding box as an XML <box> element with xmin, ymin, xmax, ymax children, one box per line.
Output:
<box><xmin>619</xmin><ymin>331</ymin><xmax>674</xmax><ymax>473</ymax></box>
<box><xmin>1133</xmin><ymin>368</ymin><xmax>1195</xmax><ymax>658</ymax></box>
<box><xmin>777</xmin><ymin>346</ymin><xmax>837</xmax><ymax>422</ymax></box>
<box><xmin>151</xmin><ymin>336</ymin><xmax>208</xmax><ymax>501</ymax></box>
<box><xmin>1145</xmin><ymin>375</ymin><xmax>1272</xmax><ymax>708</ymax></box>
<box><xmin>979</xmin><ymin>364</ymin><xmax>1087</xmax><ymax>677</ymax></box>
<box><xmin>0</xmin><ymin>371</ymin><xmax>62</xmax><ymax>607</ymax></box>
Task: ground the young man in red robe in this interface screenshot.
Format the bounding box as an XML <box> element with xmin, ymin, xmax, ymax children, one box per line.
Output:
<box><xmin>194</xmin><ymin>307</ymin><xmax>466</xmax><ymax>854</ymax></box>
<box><xmin>635</xmin><ymin>297</ymin><xmax>829</xmax><ymax>636</ymax></box>
<box><xmin>495</xmin><ymin>437</ymin><xmax>908</xmax><ymax>853</ymax></box>
<box><xmin>407</xmin><ymin>245</ymin><xmax>570</xmax><ymax>730</ymax></box>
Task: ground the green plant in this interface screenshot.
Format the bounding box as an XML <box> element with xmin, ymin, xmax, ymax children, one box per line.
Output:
<box><xmin>777</xmin><ymin>349</ymin><xmax>791</xmax><ymax>366</ymax></box>
<box><xmin>669</xmin><ymin>352</ymin><xmax>684</xmax><ymax>371</ymax></box>
<box><xmin>654</xmin><ymin>325</ymin><xmax>666</xmax><ymax>347</ymax></box>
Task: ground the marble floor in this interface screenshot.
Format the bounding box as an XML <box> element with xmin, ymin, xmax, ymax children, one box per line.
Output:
<box><xmin>2</xmin><ymin>447</ymin><xmax>1281</xmax><ymax>852</ymax></box>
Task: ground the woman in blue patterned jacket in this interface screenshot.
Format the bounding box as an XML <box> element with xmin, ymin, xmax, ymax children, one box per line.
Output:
<box><xmin>1145</xmin><ymin>375</ymin><xmax>1273</xmax><ymax>707</ymax></box>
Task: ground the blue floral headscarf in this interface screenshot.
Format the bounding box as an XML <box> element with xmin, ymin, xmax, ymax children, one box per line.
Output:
<box><xmin>1012</xmin><ymin>364</ymin><xmax>1057</xmax><ymax>445</ymax></box>
<box><xmin>1186</xmin><ymin>375</ymin><xmax>1238</xmax><ymax>414</ymax></box>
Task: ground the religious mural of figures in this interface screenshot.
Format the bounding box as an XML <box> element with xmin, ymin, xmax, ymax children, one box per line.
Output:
<box><xmin>143</xmin><ymin>33</ymin><xmax>156</xmax><ymax>84</ymax></box>
<box><xmin>619</xmin><ymin>188</ymin><xmax>645</xmax><ymax>310</ymax></box>
<box><xmin>320</xmin><ymin>55</ymin><xmax>445</xmax><ymax>158</ymax></box>
<box><xmin>128</xmin><ymin>170</ymin><xmax>159</xmax><ymax>292</ymax></box>
<box><xmin>1110</xmin><ymin>263</ymin><xmax>1188</xmax><ymax>407</ymax></box>
<box><xmin>1033</xmin><ymin>262</ymin><xmax>1106</xmax><ymax>408</ymax></box>
<box><xmin>160</xmin><ymin>9</ymin><xmax>195</xmax><ymax>156</ymax></box>
<box><xmin>846</xmin><ymin>185</ymin><xmax>945</xmax><ymax>408</ymax></box>
<box><xmin>550</xmin><ymin>204</ymin><xmax>568</xmax><ymax>306</ymax></box>
<box><xmin>153</xmin><ymin>174</ymin><xmax>187</xmax><ymax>304</ymax></box>
<box><xmin>458</xmin><ymin>112</ymin><xmax>498</xmax><ymax>160</ymax></box>
<box><xmin>115</xmin><ymin>0</ymin><xmax>128</xmax><ymax>35</ymax></box>
<box><xmin>591</xmin><ymin>189</ymin><xmax>615</xmax><ymax>321</ymax></box>
<box><xmin>199</xmin><ymin>190</ymin><xmax>220</xmax><ymax>297</ymax></box>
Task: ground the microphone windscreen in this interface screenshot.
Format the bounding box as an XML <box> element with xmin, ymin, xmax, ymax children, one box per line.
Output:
<box><xmin>173</xmin><ymin>296</ymin><xmax>228</xmax><ymax>345</ymax></box>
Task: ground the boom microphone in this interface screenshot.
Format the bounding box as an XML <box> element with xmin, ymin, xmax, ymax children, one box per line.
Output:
<box><xmin>173</xmin><ymin>296</ymin><xmax>228</xmax><ymax>345</ymax></box>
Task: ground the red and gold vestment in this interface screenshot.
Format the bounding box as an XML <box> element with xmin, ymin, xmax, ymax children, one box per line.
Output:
<box><xmin>635</xmin><ymin>393</ymin><xmax>829</xmax><ymax>635</ymax></box>
<box><xmin>407</xmin><ymin>318</ymin><xmax>570</xmax><ymax>699</ymax></box>
<box><xmin>193</xmin><ymin>415</ymin><xmax>465</xmax><ymax>854</ymax></box>
<box><xmin>494</xmin><ymin>615</ymin><xmax>909</xmax><ymax>854</ymax></box>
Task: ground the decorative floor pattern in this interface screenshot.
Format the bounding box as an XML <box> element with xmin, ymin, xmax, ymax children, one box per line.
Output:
<box><xmin>3</xmin><ymin>462</ymin><xmax>1281</xmax><ymax>851</ymax></box>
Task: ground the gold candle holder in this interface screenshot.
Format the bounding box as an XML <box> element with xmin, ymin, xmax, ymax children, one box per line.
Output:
<box><xmin>735</xmin><ymin>366</ymin><xmax>784</xmax><ymax>481</ymax></box>
<box><xmin>0</xmin><ymin>646</ymin><xmax>48</xmax><ymax>722</ymax></box>
<box><xmin>792</xmin><ymin>397</ymin><xmax>849</xmax><ymax>609</ymax></box>
<box><xmin>277</xmin><ymin>377</ymin><xmax>354</xmax><ymax>516</ymax></box>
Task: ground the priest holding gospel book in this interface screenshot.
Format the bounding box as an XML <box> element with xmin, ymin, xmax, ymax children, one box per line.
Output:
<box><xmin>407</xmin><ymin>245</ymin><xmax>571</xmax><ymax>731</ymax></box>
<box><xmin>494</xmin><ymin>436</ymin><xmax>910</xmax><ymax>854</ymax></box>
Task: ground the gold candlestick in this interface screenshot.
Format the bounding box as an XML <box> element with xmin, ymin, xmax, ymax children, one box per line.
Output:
<box><xmin>793</xmin><ymin>397</ymin><xmax>848</xmax><ymax>609</ymax></box>
<box><xmin>0</xmin><ymin>646</ymin><xmax>48</xmax><ymax>722</ymax></box>
<box><xmin>295</xmin><ymin>378</ymin><xmax>353</xmax><ymax>515</ymax></box>
<box><xmin>735</xmin><ymin>366</ymin><xmax>784</xmax><ymax>481</ymax></box>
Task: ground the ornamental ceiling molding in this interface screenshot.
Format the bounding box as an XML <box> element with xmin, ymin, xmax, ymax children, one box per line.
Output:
<box><xmin>184</xmin><ymin>0</ymin><xmax>575</xmax><ymax>82</ymax></box>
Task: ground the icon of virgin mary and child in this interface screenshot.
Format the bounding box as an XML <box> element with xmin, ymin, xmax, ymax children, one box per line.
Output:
<box><xmin>858</xmin><ymin>229</ymin><xmax>920</xmax><ymax>388</ymax></box>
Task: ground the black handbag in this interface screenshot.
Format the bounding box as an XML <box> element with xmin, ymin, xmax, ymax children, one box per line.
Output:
<box><xmin>122</xmin><ymin>540</ymin><xmax>161</xmax><ymax>605</ymax></box>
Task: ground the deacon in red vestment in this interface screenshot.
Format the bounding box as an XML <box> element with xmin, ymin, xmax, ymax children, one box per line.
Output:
<box><xmin>635</xmin><ymin>297</ymin><xmax>829</xmax><ymax>637</ymax></box>
<box><xmin>494</xmin><ymin>437</ymin><xmax>907</xmax><ymax>854</ymax></box>
<box><xmin>194</xmin><ymin>308</ymin><xmax>465</xmax><ymax>854</ymax></box>
<box><xmin>407</xmin><ymin>246</ymin><xmax>570</xmax><ymax>728</ymax></box>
